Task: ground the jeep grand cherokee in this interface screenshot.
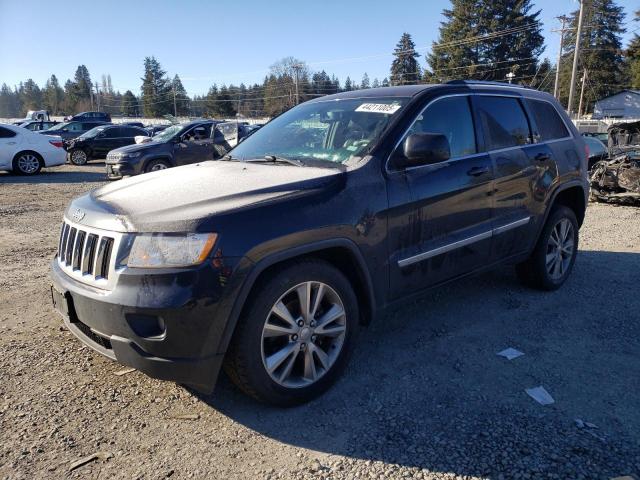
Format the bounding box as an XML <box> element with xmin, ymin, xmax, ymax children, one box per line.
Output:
<box><xmin>50</xmin><ymin>81</ymin><xmax>588</xmax><ymax>406</ymax></box>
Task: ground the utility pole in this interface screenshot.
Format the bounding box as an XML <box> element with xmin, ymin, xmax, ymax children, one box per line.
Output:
<box><xmin>292</xmin><ymin>64</ymin><xmax>302</xmax><ymax>105</ymax></box>
<box><xmin>95</xmin><ymin>84</ymin><xmax>101</xmax><ymax>111</ymax></box>
<box><xmin>552</xmin><ymin>15</ymin><xmax>570</xmax><ymax>99</ymax></box>
<box><xmin>172</xmin><ymin>80</ymin><xmax>177</xmax><ymax>117</ymax></box>
<box><xmin>567</xmin><ymin>0</ymin><xmax>585</xmax><ymax>116</ymax></box>
<box><xmin>578</xmin><ymin>69</ymin><xmax>588</xmax><ymax>118</ymax></box>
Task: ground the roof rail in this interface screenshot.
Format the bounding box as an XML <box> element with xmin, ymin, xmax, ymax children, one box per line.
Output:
<box><xmin>446</xmin><ymin>80</ymin><xmax>532</xmax><ymax>89</ymax></box>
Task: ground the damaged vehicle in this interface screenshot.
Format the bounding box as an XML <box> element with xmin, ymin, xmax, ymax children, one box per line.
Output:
<box><xmin>50</xmin><ymin>81</ymin><xmax>588</xmax><ymax>406</ymax></box>
<box><xmin>590</xmin><ymin>121</ymin><xmax>640</xmax><ymax>203</ymax></box>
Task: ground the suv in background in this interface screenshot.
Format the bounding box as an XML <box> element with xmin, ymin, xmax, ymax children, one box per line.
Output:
<box><xmin>105</xmin><ymin>120</ymin><xmax>219</xmax><ymax>179</ymax></box>
<box><xmin>41</xmin><ymin>121</ymin><xmax>110</xmax><ymax>141</ymax></box>
<box><xmin>51</xmin><ymin>82</ymin><xmax>588</xmax><ymax>406</ymax></box>
<box><xmin>66</xmin><ymin>125</ymin><xmax>149</xmax><ymax>165</ymax></box>
<box><xmin>67</xmin><ymin>111</ymin><xmax>112</xmax><ymax>123</ymax></box>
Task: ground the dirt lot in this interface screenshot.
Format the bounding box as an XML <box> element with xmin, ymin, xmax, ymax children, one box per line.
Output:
<box><xmin>1</xmin><ymin>163</ymin><xmax>639</xmax><ymax>480</ymax></box>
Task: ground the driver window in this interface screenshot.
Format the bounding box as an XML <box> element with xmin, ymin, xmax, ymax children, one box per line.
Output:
<box><xmin>395</xmin><ymin>96</ymin><xmax>477</xmax><ymax>165</ymax></box>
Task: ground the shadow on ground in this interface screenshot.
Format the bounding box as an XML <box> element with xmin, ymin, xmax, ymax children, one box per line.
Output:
<box><xmin>0</xmin><ymin>162</ymin><xmax>107</xmax><ymax>184</ymax></box>
<box><xmin>196</xmin><ymin>250</ymin><xmax>640</xmax><ymax>478</ymax></box>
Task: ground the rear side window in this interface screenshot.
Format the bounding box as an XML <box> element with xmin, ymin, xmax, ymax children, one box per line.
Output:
<box><xmin>405</xmin><ymin>96</ymin><xmax>477</xmax><ymax>159</ymax></box>
<box><xmin>0</xmin><ymin>127</ymin><xmax>16</xmax><ymax>138</ymax></box>
<box><xmin>102</xmin><ymin>127</ymin><xmax>121</xmax><ymax>138</ymax></box>
<box><xmin>475</xmin><ymin>96</ymin><xmax>531</xmax><ymax>150</ymax></box>
<box><xmin>528</xmin><ymin>99</ymin><xmax>570</xmax><ymax>141</ymax></box>
<box><xmin>122</xmin><ymin>127</ymin><xmax>144</xmax><ymax>137</ymax></box>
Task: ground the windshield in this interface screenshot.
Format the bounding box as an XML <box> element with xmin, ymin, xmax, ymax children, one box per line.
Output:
<box><xmin>78</xmin><ymin>126</ymin><xmax>105</xmax><ymax>139</ymax></box>
<box><xmin>46</xmin><ymin>122</ymin><xmax>69</xmax><ymax>131</ymax></box>
<box><xmin>153</xmin><ymin>124</ymin><xmax>183</xmax><ymax>142</ymax></box>
<box><xmin>230</xmin><ymin>97</ymin><xmax>410</xmax><ymax>164</ymax></box>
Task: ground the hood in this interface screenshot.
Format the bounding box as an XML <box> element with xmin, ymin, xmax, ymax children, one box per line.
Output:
<box><xmin>111</xmin><ymin>141</ymin><xmax>161</xmax><ymax>155</ymax></box>
<box><xmin>67</xmin><ymin>161</ymin><xmax>344</xmax><ymax>232</ymax></box>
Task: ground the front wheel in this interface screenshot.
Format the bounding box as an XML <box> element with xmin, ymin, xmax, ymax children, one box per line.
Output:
<box><xmin>224</xmin><ymin>260</ymin><xmax>358</xmax><ymax>406</ymax></box>
<box><xmin>145</xmin><ymin>159</ymin><xmax>170</xmax><ymax>173</ymax></box>
<box><xmin>516</xmin><ymin>206</ymin><xmax>579</xmax><ymax>290</ymax></box>
<box><xmin>69</xmin><ymin>148</ymin><xmax>89</xmax><ymax>165</ymax></box>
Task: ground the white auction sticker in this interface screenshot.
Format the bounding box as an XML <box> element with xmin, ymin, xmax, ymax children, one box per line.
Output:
<box><xmin>355</xmin><ymin>103</ymin><xmax>401</xmax><ymax>114</ymax></box>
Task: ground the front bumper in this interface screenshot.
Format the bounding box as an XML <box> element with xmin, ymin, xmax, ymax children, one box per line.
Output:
<box><xmin>50</xmin><ymin>256</ymin><xmax>243</xmax><ymax>393</ymax></box>
<box><xmin>105</xmin><ymin>161</ymin><xmax>137</xmax><ymax>179</ymax></box>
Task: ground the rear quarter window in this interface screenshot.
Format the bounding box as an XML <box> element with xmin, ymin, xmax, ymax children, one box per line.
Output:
<box><xmin>0</xmin><ymin>127</ymin><xmax>17</xmax><ymax>138</ymax></box>
<box><xmin>527</xmin><ymin>99</ymin><xmax>570</xmax><ymax>141</ymax></box>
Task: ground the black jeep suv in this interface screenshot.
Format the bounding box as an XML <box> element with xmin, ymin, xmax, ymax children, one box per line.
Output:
<box><xmin>50</xmin><ymin>82</ymin><xmax>588</xmax><ymax>406</ymax></box>
<box><xmin>104</xmin><ymin>120</ymin><xmax>219</xmax><ymax>178</ymax></box>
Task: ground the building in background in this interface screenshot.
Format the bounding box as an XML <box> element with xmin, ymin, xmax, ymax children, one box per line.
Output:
<box><xmin>592</xmin><ymin>90</ymin><xmax>640</xmax><ymax>119</ymax></box>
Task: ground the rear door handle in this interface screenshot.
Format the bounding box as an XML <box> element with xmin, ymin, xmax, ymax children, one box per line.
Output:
<box><xmin>535</xmin><ymin>153</ymin><xmax>551</xmax><ymax>161</ymax></box>
<box><xmin>467</xmin><ymin>166</ymin><xmax>489</xmax><ymax>177</ymax></box>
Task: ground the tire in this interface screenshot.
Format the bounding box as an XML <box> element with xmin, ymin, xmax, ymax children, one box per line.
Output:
<box><xmin>224</xmin><ymin>259</ymin><xmax>359</xmax><ymax>407</ymax></box>
<box><xmin>12</xmin><ymin>151</ymin><xmax>43</xmax><ymax>176</ymax></box>
<box><xmin>516</xmin><ymin>205</ymin><xmax>579</xmax><ymax>291</ymax></box>
<box><xmin>69</xmin><ymin>148</ymin><xmax>89</xmax><ymax>166</ymax></box>
<box><xmin>145</xmin><ymin>159</ymin><xmax>170</xmax><ymax>173</ymax></box>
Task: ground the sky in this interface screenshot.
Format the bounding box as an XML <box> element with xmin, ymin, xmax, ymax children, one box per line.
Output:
<box><xmin>0</xmin><ymin>0</ymin><xmax>638</xmax><ymax>96</ymax></box>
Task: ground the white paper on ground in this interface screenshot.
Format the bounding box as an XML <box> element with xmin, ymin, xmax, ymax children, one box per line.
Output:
<box><xmin>525</xmin><ymin>386</ymin><xmax>555</xmax><ymax>405</ymax></box>
<box><xmin>497</xmin><ymin>347</ymin><xmax>524</xmax><ymax>360</ymax></box>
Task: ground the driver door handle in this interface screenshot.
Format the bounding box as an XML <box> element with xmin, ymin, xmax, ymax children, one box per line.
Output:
<box><xmin>467</xmin><ymin>166</ymin><xmax>489</xmax><ymax>177</ymax></box>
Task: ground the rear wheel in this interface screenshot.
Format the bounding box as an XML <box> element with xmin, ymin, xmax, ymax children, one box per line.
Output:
<box><xmin>224</xmin><ymin>260</ymin><xmax>358</xmax><ymax>406</ymax></box>
<box><xmin>69</xmin><ymin>148</ymin><xmax>89</xmax><ymax>165</ymax></box>
<box><xmin>12</xmin><ymin>152</ymin><xmax>42</xmax><ymax>175</ymax></box>
<box><xmin>516</xmin><ymin>206</ymin><xmax>579</xmax><ymax>290</ymax></box>
<box><xmin>145</xmin><ymin>159</ymin><xmax>170</xmax><ymax>173</ymax></box>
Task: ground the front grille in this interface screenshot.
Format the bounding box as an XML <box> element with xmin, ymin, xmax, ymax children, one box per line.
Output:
<box><xmin>75</xmin><ymin>320</ymin><xmax>113</xmax><ymax>350</ymax></box>
<box><xmin>57</xmin><ymin>220</ymin><xmax>123</xmax><ymax>289</ymax></box>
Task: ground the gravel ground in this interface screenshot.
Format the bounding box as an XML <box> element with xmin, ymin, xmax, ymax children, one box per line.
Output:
<box><xmin>1</xmin><ymin>163</ymin><xmax>639</xmax><ymax>480</ymax></box>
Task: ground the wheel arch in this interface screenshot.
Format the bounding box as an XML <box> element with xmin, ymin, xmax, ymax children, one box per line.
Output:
<box><xmin>217</xmin><ymin>239</ymin><xmax>376</xmax><ymax>356</ymax></box>
<box><xmin>549</xmin><ymin>183</ymin><xmax>587</xmax><ymax>227</ymax></box>
<box><xmin>143</xmin><ymin>156</ymin><xmax>174</xmax><ymax>172</ymax></box>
<box><xmin>12</xmin><ymin>150</ymin><xmax>44</xmax><ymax>171</ymax></box>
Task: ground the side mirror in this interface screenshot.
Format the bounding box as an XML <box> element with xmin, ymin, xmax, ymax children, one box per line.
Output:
<box><xmin>399</xmin><ymin>133</ymin><xmax>450</xmax><ymax>168</ymax></box>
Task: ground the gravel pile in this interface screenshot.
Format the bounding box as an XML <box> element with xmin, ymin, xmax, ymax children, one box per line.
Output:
<box><xmin>1</xmin><ymin>165</ymin><xmax>639</xmax><ymax>479</ymax></box>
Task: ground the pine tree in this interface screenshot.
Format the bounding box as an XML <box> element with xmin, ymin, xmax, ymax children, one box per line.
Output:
<box><xmin>557</xmin><ymin>0</ymin><xmax>626</xmax><ymax>111</ymax></box>
<box><xmin>0</xmin><ymin>83</ymin><xmax>20</xmax><ymax>117</ymax></box>
<box><xmin>121</xmin><ymin>90</ymin><xmax>139</xmax><ymax>116</ymax></box>
<box><xmin>172</xmin><ymin>74</ymin><xmax>190</xmax><ymax>116</ymax></box>
<box><xmin>21</xmin><ymin>79</ymin><xmax>42</xmax><ymax>111</ymax></box>
<box><xmin>627</xmin><ymin>9</ymin><xmax>640</xmax><ymax>88</ymax></box>
<box><xmin>74</xmin><ymin>65</ymin><xmax>93</xmax><ymax>100</ymax></box>
<box><xmin>344</xmin><ymin>77</ymin><xmax>353</xmax><ymax>91</ymax></box>
<box><xmin>427</xmin><ymin>0</ymin><xmax>544</xmax><ymax>83</ymax></box>
<box><xmin>372</xmin><ymin>78</ymin><xmax>380</xmax><ymax>88</ymax></box>
<box><xmin>530</xmin><ymin>58</ymin><xmax>554</xmax><ymax>93</ymax></box>
<box><xmin>42</xmin><ymin>75</ymin><xmax>64</xmax><ymax>114</ymax></box>
<box><xmin>360</xmin><ymin>73</ymin><xmax>370</xmax><ymax>89</ymax></box>
<box><xmin>390</xmin><ymin>33</ymin><xmax>421</xmax><ymax>85</ymax></box>
<box><xmin>381</xmin><ymin>77</ymin><xmax>390</xmax><ymax>87</ymax></box>
<box><xmin>140</xmin><ymin>56</ymin><xmax>171</xmax><ymax>117</ymax></box>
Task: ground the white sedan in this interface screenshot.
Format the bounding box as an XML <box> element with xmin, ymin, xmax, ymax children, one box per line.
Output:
<box><xmin>0</xmin><ymin>123</ymin><xmax>66</xmax><ymax>175</ymax></box>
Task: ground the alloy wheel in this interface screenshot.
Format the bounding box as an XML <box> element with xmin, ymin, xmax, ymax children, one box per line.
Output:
<box><xmin>17</xmin><ymin>154</ymin><xmax>40</xmax><ymax>174</ymax></box>
<box><xmin>151</xmin><ymin>163</ymin><xmax>167</xmax><ymax>171</ymax></box>
<box><xmin>71</xmin><ymin>150</ymin><xmax>87</xmax><ymax>165</ymax></box>
<box><xmin>261</xmin><ymin>281</ymin><xmax>347</xmax><ymax>388</ymax></box>
<box><xmin>546</xmin><ymin>218</ymin><xmax>574</xmax><ymax>280</ymax></box>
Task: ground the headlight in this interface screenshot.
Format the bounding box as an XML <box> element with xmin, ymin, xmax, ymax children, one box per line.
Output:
<box><xmin>123</xmin><ymin>151</ymin><xmax>141</xmax><ymax>159</ymax></box>
<box><xmin>127</xmin><ymin>233</ymin><xmax>217</xmax><ymax>268</ymax></box>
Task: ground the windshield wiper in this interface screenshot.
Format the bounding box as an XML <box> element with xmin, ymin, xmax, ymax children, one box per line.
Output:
<box><xmin>244</xmin><ymin>155</ymin><xmax>303</xmax><ymax>167</ymax></box>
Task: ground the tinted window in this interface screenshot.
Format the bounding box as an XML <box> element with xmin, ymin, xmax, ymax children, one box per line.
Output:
<box><xmin>122</xmin><ymin>127</ymin><xmax>144</xmax><ymax>137</ymax></box>
<box><xmin>82</xmin><ymin>122</ymin><xmax>102</xmax><ymax>130</ymax></box>
<box><xmin>0</xmin><ymin>127</ymin><xmax>17</xmax><ymax>138</ymax></box>
<box><xmin>67</xmin><ymin>122</ymin><xmax>83</xmax><ymax>131</ymax></box>
<box><xmin>405</xmin><ymin>96</ymin><xmax>477</xmax><ymax>159</ymax></box>
<box><xmin>528</xmin><ymin>99</ymin><xmax>570</xmax><ymax>141</ymax></box>
<box><xmin>102</xmin><ymin>127</ymin><xmax>121</xmax><ymax>138</ymax></box>
<box><xmin>475</xmin><ymin>96</ymin><xmax>531</xmax><ymax>150</ymax></box>
<box><xmin>584</xmin><ymin>136</ymin><xmax>607</xmax><ymax>156</ymax></box>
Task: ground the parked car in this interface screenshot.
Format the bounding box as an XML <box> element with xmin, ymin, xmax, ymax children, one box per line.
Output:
<box><xmin>51</xmin><ymin>82</ymin><xmax>588</xmax><ymax>406</ymax></box>
<box><xmin>0</xmin><ymin>123</ymin><xmax>65</xmax><ymax>175</ymax></box>
<box><xmin>13</xmin><ymin>110</ymin><xmax>51</xmax><ymax>124</ymax></box>
<box><xmin>66</xmin><ymin>111</ymin><xmax>112</xmax><ymax>123</ymax></box>
<box><xmin>41</xmin><ymin>121</ymin><xmax>110</xmax><ymax>142</ymax></box>
<box><xmin>144</xmin><ymin>124</ymin><xmax>170</xmax><ymax>136</ymax></box>
<box><xmin>582</xmin><ymin>132</ymin><xmax>608</xmax><ymax>143</ymax></box>
<box><xmin>18</xmin><ymin>120</ymin><xmax>58</xmax><ymax>132</ymax></box>
<box><xmin>212</xmin><ymin>122</ymin><xmax>263</xmax><ymax>159</ymax></box>
<box><xmin>582</xmin><ymin>135</ymin><xmax>608</xmax><ymax>169</ymax></box>
<box><xmin>66</xmin><ymin>125</ymin><xmax>149</xmax><ymax>165</ymax></box>
<box><xmin>122</xmin><ymin>121</ymin><xmax>144</xmax><ymax>128</ymax></box>
<box><xmin>105</xmin><ymin>120</ymin><xmax>219</xmax><ymax>179</ymax></box>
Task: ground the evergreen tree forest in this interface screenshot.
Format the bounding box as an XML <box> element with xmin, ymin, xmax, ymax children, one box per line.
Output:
<box><xmin>0</xmin><ymin>0</ymin><xmax>636</xmax><ymax>119</ymax></box>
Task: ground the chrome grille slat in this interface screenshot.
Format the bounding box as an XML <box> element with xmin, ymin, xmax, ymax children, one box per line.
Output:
<box><xmin>56</xmin><ymin>218</ymin><xmax>122</xmax><ymax>290</ymax></box>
